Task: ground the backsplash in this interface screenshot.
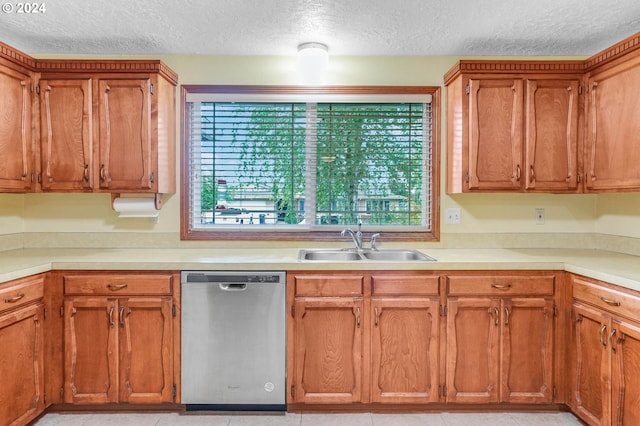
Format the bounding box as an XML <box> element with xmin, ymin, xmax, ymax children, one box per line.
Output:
<box><xmin>6</xmin><ymin>231</ymin><xmax>634</xmax><ymax>253</ymax></box>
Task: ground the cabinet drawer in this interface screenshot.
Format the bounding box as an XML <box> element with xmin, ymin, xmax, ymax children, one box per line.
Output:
<box><xmin>573</xmin><ymin>276</ymin><xmax>640</xmax><ymax>321</ymax></box>
<box><xmin>294</xmin><ymin>275</ymin><xmax>364</xmax><ymax>296</ymax></box>
<box><xmin>64</xmin><ymin>274</ymin><xmax>172</xmax><ymax>295</ymax></box>
<box><xmin>372</xmin><ymin>275</ymin><xmax>439</xmax><ymax>296</ymax></box>
<box><xmin>0</xmin><ymin>275</ymin><xmax>44</xmax><ymax>312</ymax></box>
<box><xmin>447</xmin><ymin>275</ymin><xmax>555</xmax><ymax>296</ymax></box>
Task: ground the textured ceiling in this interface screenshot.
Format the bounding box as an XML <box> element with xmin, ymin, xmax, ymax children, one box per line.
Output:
<box><xmin>1</xmin><ymin>0</ymin><xmax>639</xmax><ymax>56</ymax></box>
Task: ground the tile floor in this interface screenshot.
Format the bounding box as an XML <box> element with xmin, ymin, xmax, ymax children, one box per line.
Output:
<box><xmin>34</xmin><ymin>411</ymin><xmax>585</xmax><ymax>426</ymax></box>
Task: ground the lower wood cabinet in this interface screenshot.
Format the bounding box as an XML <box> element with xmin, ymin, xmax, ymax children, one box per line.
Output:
<box><xmin>0</xmin><ymin>275</ymin><xmax>45</xmax><ymax>426</ymax></box>
<box><xmin>288</xmin><ymin>271</ymin><xmax>559</xmax><ymax>408</ymax></box>
<box><xmin>62</xmin><ymin>272</ymin><xmax>177</xmax><ymax>405</ymax></box>
<box><xmin>370</xmin><ymin>275</ymin><xmax>440</xmax><ymax>404</ymax></box>
<box><xmin>444</xmin><ymin>274</ymin><xmax>556</xmax><ymax>404</ymax></box>
<box><xmin>288</xmin><ymin>272</ymin><xmax>442</xmax><ymax>405</ymax></box>
<box><xmin>569</xmin><ymin>275</ymin><xmax>640</xmax><ymax>426</ymax></box>
<box><xmin>290</xmin><ymin>274</ymin><xmax>365</xmax><ymax>404</ymax></box>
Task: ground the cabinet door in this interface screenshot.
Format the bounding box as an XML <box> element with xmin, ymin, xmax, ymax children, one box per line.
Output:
<box><xmin>571</xmin><ymin>303</ymin><xmax>609</xmax><ymax>426</ymax></box>
<box><xmin>64</xmin><ymin>297</ymin><xmax>118</xmax><ymax>404</ymax></box>
<box><xmin>611</xmin><ymin>319</ymin><xmax>640</xmax><ymax>426</ymax></box>
<box><xmin>586</xmin><ymin>55</ymin><xmax>640</xmax><ymax>191</ymax></box>
<box><xmin>40</xmin><ymin>78</ymin><xmax>93</xmax><ymax>191</ymax></box>
<box><xmin>119</xmin><ymin>297</ymin><xmax>174</xmax><ymax>403</ymax></box>
<box><xmin>292</xmin><ymin>298</ymin><xmax>364</xmax><ymax>404</ymax></box>
<box><xmin>97</xmin><ymin>78</ymin><xmax>154</xmax><ymax>191</ymax></box>
<box><xmin>501</xmin><ymin>298</ymin><xmax>554</xmax><ymax>403</ymax></box>
<box><xmin>446</xmin><ymin>298</ymin><xmax>500</xmax><ymax>403</ymax></box>
<box><xmin>524</xmin><ymin>79</ymin><xmax>580</xmax><ymax>191</ymax></box>
<box><xmin>467</xmin><ymin>78</ymin><xmax>523</xmax><ymax>191</ymax></box>
<box><xmin>0</xmin><ymin>65</ymin><xmax>33</xmax><ymax>192</ymax></box>
<box><xmin>0</xmin><ymin>303</ymin><xmax>44</xmax><ymax>426</ymax></box>
<box><xmin>371</xmin><ymin>298</ymin><xmax>440</xmax><ymax>403</ymax></box>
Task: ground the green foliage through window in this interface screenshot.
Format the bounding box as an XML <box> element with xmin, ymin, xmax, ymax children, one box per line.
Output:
<box><xmin>184</xmin><ymin>87</ymin><xmax>435</xmax><ymax>237</ymax></box>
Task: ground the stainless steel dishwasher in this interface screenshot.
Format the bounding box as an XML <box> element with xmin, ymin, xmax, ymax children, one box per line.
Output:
<box><xmin>181</xmin><ymin>271</ymin><xmax>286</xmax><ymax>411</ymax></box>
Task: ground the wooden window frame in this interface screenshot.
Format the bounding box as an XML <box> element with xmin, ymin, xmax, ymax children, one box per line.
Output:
<box><xmin>180</xmin><ymin>85</ymin><xmax>440</xmax><ymax>242</ymax></box>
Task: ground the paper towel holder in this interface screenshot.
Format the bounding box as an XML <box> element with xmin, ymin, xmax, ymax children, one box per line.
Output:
<box><xmin>110</xmin><ymin>193</ymin><xmax>164</xmax><ymax>211</ymax></box>
<box><xmin>111</xmin><ymin>193</ymin><xmax>163</xmax><ymax>210</ymax></box>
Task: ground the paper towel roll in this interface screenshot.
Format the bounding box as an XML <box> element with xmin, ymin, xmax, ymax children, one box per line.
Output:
<box><xmin>112</xmin><ymin>197</ymin><xmax>159</xmax><ymax>218</ymax></box>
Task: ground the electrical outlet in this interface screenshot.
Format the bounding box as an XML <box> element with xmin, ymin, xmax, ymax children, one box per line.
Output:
<box><xmin>445</xmin><ymin>208</ymin><xmax>461</xmax><ymax>225</ymax></box>
<box><xmin>535</xmin><ymin>208</ymin><xmax>545</xmax><ymax>225</ymax></box>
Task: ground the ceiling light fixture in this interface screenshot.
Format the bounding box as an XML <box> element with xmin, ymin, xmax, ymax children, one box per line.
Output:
<box><xmin>297</xmin><ymin>42</ymin><xmax>329</xmax><ymax>85</ymax></box>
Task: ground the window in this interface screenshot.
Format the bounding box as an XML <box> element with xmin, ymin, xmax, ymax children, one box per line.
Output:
<box><xmin>181</xmin><ymin>86</ymin><xmax>440</xmax><ymax>241</ymax></box>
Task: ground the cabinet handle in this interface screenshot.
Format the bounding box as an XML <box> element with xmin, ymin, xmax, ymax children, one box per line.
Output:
<box><xmin>516</xmin><ymin>165</ymin><xmax>521</xmax><ymax>181</ymax></box>
<box><xmin>83</xmin><ymin>164</ymin><xmax>89</xmax><ymax>182</ymax></box>
<box><xmin>109</xmin><ymin>307</ymin><xmax>115</xmax><ymax>327</ymax></box>
<box><xmin>600</xmin><ymin>324</ymin><xmax>607</xmax><ymax>347</ymax></box>
<box><xmin>600</xmin><ymin>296</ymin><xmax>621</xmax><ymax>307</ymax></box>
<box><xmin>504</xmin><ymin>307</ymin><xmax>510</xmax><ymax>326</ymax></box>
<box><xmin>107</xmin><ymin>283</ymin><xmax>128</xmax><ymax>290</ymax></box>
<box><xmin>374</xmin><ymin>307</ymin><xmax>380</xmax><ymax>326</ymax></box>
<box><xmin>610</xmin><ymin>329</ymin><xmax>617</xmax><ymax>354</ymax></box>
<box><xmin>491</xmin><ymin>284</ymin><xmax>512</xmax><ymax>290</ymax></box>
<box><xmin>100</xmin><ymin>164</ymin><xmax>111</xmax><ymax>183</ymax></box>
<box><xmin>4</xmin><ymin>293</ymin><xmax>25</xmax><ymax>303</ymax></box>
<box><xmin>493</xmin><ymin>307</ymin><xmax>499</xmax><ymax>326</ymax></box>
<box><xmin>119</xmin><ymin>306</ymin><xmax>126</xmax><ymax>326</ymax></box>
<box><xmin>355</xmin><ymin>307</ymin><xmax>361</xmax><ymax>328</ymax></box>
<box><xmin>530</xmin><ymin>165</ymin><xmax>535</xmax><ymax>183</ymax></box>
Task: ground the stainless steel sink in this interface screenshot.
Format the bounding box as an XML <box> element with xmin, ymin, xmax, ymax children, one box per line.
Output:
<box><xmin>300</xmin><ymin>250</ymin><xmax>363</xmax><ymax>261</ymax></box>
<box><xmin>360</xmin><ymin>249</ymin><xmax>436</xmax><ymax>262</ymax></box>
<box><xmin>298</xmin><ymin>249</ymin><xmax>436</xmax><ymax>262</ymax></box>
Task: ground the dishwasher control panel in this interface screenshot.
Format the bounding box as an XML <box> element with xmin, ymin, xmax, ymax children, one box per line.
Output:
<box><xmin>183</xmin><ymin>272</ymin><xmax>284</xmax><ymax>284</ymax></box>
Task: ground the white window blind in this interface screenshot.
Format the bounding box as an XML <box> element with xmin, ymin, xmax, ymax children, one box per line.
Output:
<box><xmin>184</xmin><ymin>89</ymin><xmax>434</xmax><ymax>237</ymax></box>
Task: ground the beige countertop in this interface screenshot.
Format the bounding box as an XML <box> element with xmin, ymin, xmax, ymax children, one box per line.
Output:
<box><xmin>2</xmin><ymin>247</ymin><xmax>640</xmax><ymax>292</ymax></box>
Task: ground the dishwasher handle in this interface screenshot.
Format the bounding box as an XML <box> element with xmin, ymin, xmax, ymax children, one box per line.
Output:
<box><xmin>219</xmin><ymin>283</ymin><xmax>248</xmax><ymax>291</ymax></box>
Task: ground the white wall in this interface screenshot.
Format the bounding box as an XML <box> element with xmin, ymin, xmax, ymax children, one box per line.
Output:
<box><xmin>0</xmin><ymin>194</ymin><xmax>24</xmax><ymax>235</ymax></box>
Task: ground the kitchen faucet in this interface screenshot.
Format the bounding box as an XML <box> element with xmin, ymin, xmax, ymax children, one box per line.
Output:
<box><xmin>341</xmin><ymin>223</ymin><xmax>363</xmax><ymax>251</ymax></box>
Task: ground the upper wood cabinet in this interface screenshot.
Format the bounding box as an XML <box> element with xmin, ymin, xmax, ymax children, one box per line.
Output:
<box><xmin>466</xmin><ymin>77</ymin><xmax>524</xmax><ymax>191</ymax></box>
<box><xmin>445</xmin><ymin>32</ymin><xmax>640</xmax><ymax>194</ymax></box>
<box><xmin>584</xmin><ymin>39</ymin><xmax>640</xmax><ymax>192</ymax></box>
<box><xmin>97</xmin><ymin>78</ymin><xmax>153</xmax><ymax>191</ymax></box>
<box><xmin>0</xmin><ymin>41</ymin><xmax>177</xmax><ymax>194</ymax></box>
<box><xmin>37</xmin><ymin>61</ymin><xmax>177</xmax><ymax>194</ymax></box>
<box><xmin>525</xmin><ymin>79</ymin><xmax>580</xmax><ymax>191</ymax></box>
<box><xmin>0</xmin><ymin>44</ymin><xmax>35</xmax><ymax>193</ymax></box>
<box><xmin>39</xmin><ymin>78</ymin><xmax>93</xmax><ymax>191</ymax></box>
<box><xmin>445</xmin><ymin>62</ymin><xmax>583</xmax><ymax>193</ymax></box>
